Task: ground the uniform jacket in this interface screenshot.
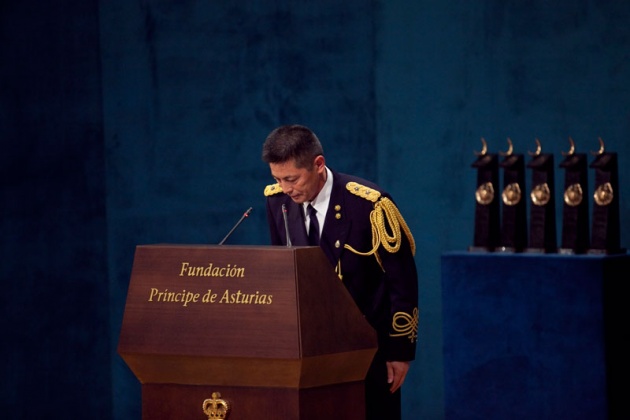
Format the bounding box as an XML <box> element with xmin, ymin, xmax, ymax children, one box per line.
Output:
<box><xmin>265</xmin><ymin>169</ymin><xmax>418</xmax><ymax>361</ymax></box>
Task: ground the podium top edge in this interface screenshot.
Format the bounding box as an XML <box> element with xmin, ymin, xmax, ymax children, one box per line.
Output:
<box><xmin>136</xmin><ymin>244</ymin><xmax>321</xmax><ymax>250</ymax></box>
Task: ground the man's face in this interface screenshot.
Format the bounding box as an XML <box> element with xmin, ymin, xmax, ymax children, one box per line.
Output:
<box><xmin>269</xmin><ymin>156</ymin><xmax>326</xmax><ymax>204</ymax></box>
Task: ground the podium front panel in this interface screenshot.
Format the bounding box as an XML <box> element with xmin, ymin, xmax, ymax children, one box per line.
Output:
<box><xmin>119</xmin><ymin>245</ymin><xmax>302</xmax><ymax>359</ymax></box>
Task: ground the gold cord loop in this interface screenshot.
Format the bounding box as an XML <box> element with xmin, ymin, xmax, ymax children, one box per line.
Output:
<box><xmin>343</xmin><ymin>197</ymin><xmax>416</xmax><ymax>270</ymax></box>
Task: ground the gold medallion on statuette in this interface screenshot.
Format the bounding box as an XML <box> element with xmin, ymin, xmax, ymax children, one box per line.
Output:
<box><xmin>564</xmin><ymin>183</ymin><xmax>583</xmax><ymax>207</ymax></box>
<box><xmin>594</xmin><ymin>182</ymin><xmax>613</xmax><ymax>206</ymax></box>
<box><xmin>475</xmin><ymin>182</ymin><xmax>495</xmax><ymax>205</ymax></box>
<box><xmin>502</xmin><ymin>183</ymin><xmax>521</xmax><ymax>206</ymax></box>
<box><xmin>530</xmin><ymin>183</ymin><xmax>550</xmax><ymax>206</ymax></box>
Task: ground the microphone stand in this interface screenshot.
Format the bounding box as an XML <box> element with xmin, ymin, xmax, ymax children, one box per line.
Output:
<box><xmin>218</xmin><ymin>207</ymin><xmax>253</xmax><ymax>245</ymax></box>
<box><xmin>282</xmin><ymin>204</ymin><xmax>292</xmax><ymax>247</ymax></box>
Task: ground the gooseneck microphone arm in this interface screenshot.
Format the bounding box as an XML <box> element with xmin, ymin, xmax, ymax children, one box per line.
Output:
<box><xmin>218</xmin><ymin>207</ymin><xmax>253</xmax><ymax>245</ymax></box>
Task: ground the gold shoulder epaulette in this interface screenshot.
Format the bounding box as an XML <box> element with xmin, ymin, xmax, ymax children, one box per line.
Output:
<box><xmin>346</xmin><ymin>181</ymin><xmax>381</xmax><ymax>203</ymax></box>
<box><xmin>264</xmin><ymin>183</ymin><xmax>284</xmax><ymax>197</ymax></box>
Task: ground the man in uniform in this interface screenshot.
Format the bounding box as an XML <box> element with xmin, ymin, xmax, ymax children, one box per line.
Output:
<box><xmin>262</xmin><ymin>124</ymin><xmax>419</xmax><ymax>419</ymax></box>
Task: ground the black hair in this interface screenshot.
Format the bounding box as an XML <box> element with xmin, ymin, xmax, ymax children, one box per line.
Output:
<box><xmin>261</xmin><ymin>125</ymin><xmax>324</xmax><ymax>168</ymax></box>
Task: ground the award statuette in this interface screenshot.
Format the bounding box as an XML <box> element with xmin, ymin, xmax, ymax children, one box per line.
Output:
<box><xmin>469</xmin><ymin>138</ymin><xmax>500</xmax><ymax>252</ymax></box>
<box><xmin>588</xmin><ymin>138</ymin><xmax>624</xmax><ymax>254</ymax></box>
<box><xmin>559</xmin><ymin>138</ymin><xmax>589</xmax><ymax>254</ymax></box>
<box><xmin>498</xmin><ymin>139</ymin><xmax>527</xmax><ymax>252</ymax></box>
<box><xmin>525</xmin><ymin>139</ymin><xmax>557</xmax><ymax>253</ymax></box>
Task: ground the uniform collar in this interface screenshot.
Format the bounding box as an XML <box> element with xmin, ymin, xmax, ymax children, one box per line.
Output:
<box><xmin>303</xmin><ymin>166</ymin><xmax>333</xmax><ymax>216</ymax></box>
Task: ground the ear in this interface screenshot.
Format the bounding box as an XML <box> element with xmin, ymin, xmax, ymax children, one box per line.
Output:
<box><xmin>314</xmin><ymin>155</ymin><xmax>326</xmax><ymax>172</ymax></box>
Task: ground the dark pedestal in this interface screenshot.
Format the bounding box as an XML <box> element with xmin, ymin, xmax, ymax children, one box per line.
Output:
<box><xmin>589</xmin><ymin>152</ymin><xmax>622</xmax><ymax>254</ymax></box>
<box><xmin>442</xmin><ymin>252</ymin><xmax>629</xmax><ymax>420</ymax></box>
<box><xmin>526</xmin><ymin>153</ymin><xmax>557</xmax><ymax>253</ymax></box>
<box><xmin>499</xmin><ymin>154</ymin><xmax>527</xmax><ymax>252</ymax></box>
<box><xmin>559</xmin><ymin>153</ymin><xmax>589</xmax><ymax>253</ymax></box>
<box><xmin>470</xmin><ymin>153</ymin><xmax>500</xmax><ymax>251</ymax></box>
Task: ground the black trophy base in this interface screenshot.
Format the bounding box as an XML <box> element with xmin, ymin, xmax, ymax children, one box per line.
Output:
<box><xmin>524</xmin><ymin>247</ymin><xmax>557</xmax><ymax>254</ymax></box>
<box><xmin>587</xmin><ymin>247</ymin><xmax>627</xmax><ymax>255</ymax></box>
<box><xmin>468</xmin><ymin>246</ymin><xmax>495</xmax><ymax>253</ymax></box>
<box><xmin>558</xmin><ymin>248</ymin><xmax>586</xmax><ymax>255</ymax></box>
<box><xmin>495</xmin><ymin>246</ymin><xmax>519</xmax><ymax>253</ymax></box>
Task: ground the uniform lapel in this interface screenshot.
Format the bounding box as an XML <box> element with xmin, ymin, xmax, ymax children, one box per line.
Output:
<box><xmin>320</xmin><ymin>171</ymin><xmax>351</xmax><ymax>263</ymax></box>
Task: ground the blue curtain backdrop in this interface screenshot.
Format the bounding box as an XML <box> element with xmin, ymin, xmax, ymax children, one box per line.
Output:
<box><xmin>2</xmin><ymin>1</ymin><xmax>629</xmax><ymax>419</ymax></box>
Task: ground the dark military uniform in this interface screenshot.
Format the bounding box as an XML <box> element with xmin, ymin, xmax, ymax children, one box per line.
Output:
<box><xmin>265</xmin><ymin>169</ymin><xmax>419</xmax><ymax>420</ymax></box>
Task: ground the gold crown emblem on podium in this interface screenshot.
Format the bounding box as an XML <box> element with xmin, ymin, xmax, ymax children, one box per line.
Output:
<box><xmin>202</xmin><ymin>392</ymin><xmax>230</xmax><ymax>419</ymax></box>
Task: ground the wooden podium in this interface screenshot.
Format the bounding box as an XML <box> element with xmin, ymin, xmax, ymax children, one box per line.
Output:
<box><xmin>118</xmin><ymin>245</ymin><xmax>377</xmax><ymax>419</ymax></box>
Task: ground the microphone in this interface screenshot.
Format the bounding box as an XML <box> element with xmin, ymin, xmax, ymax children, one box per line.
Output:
<box><xmin>218</xmin><ymin>207</ymin><xmax>253</xmax><ymax>245</ymax></box>
<box><xmin>282</xmin><ymin>204</ymin><xmax>292</xmax><ymax>247</ymax></box>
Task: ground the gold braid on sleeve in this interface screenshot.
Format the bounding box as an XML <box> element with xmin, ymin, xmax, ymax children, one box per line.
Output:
<box><xmin>344</xmin><ymin>182</ymin><xmax>416</xmax><ymax>270</ymax></box>
<box><xmin>390</xmin><ymin>307</ymin><xmax>419</xmax><ymax>343</ymax></box>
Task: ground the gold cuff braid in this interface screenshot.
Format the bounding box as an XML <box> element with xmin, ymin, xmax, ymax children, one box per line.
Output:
<box><xmin>390</xmin><ymin>307</ymin><xmax>419</xmax><ymax>343</ymax></box>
